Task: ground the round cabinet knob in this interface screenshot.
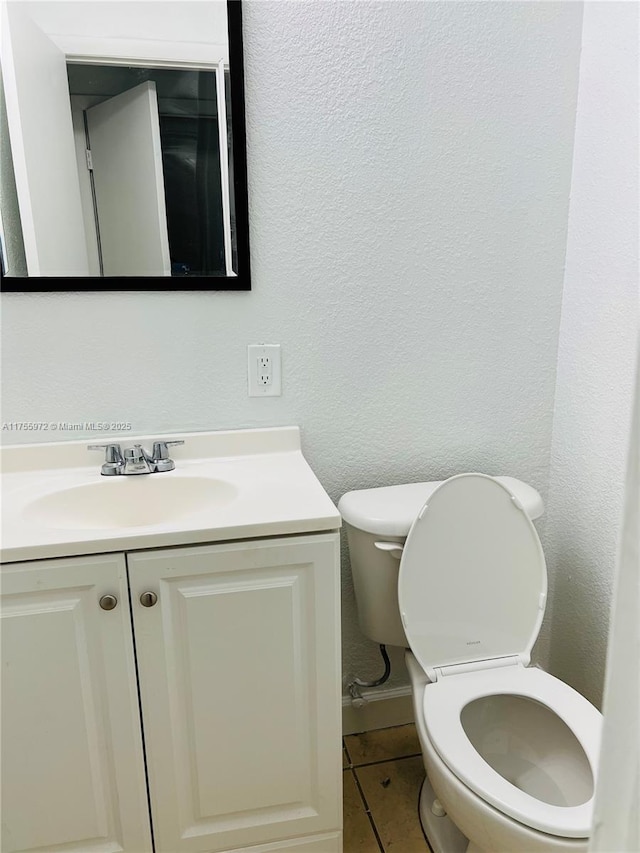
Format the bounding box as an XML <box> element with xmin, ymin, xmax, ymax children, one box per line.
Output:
<box><xmin>140</xmin><ymin>591</ymin><xmax>158</xmax><ymax>608</ymax></box>
<box><xmin>99</xmin><ymin>594</ymin><xmax>118</xmax><ymax>611</ymax></box>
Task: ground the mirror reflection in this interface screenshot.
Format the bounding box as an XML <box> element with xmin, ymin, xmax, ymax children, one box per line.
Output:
<box><xmin>0</xmin><ymin>0</ymin><xmax>250</xmax><ymax>286</ymax></box>
<box><xmin>67</xmin><ymin>63</ymin><xmax>236</xmax><ymax>277</ymax></box>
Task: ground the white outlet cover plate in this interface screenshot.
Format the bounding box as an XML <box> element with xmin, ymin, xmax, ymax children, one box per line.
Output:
<box><xmin>248</xmin><ymin>344</ymin><xmax>282</xmax><ymax>396</ymax></box>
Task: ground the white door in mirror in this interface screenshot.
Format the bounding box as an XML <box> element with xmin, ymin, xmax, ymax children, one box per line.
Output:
<box><xmin>1</xmin><ymin>2</ymin><xmax>90</xmax><ymax>275</ymax></box>
<box><xmin>85</xmin><ymin>81</ymin><xmax>171</xmax><ymax>276</ymax></box>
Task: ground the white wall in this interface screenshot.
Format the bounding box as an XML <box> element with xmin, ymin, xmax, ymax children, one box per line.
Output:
<box><xmin>544</xmin><ymin>1</ymin><xmax>639</xmax><ymax>709</ymax></box>
<box><xmin>0</xmin><ymin>2</ymin><xmax>583</xmax><ymax>695</ymax></box>
<box><xmin>590</xmin><ymin>357</ymin><xmax>639</xmax><ymax>853</ymax></box>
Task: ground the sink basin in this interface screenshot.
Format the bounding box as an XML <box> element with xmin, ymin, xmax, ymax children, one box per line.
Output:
<box><xmin>24</xmin><ymin>475</ymin><xmax>237</xmax><ymax>530</ymax></box>
<box><xmin>1</xmin><ymin>427</ymin><xmax>342</xmax><ymax>562</ymax></box>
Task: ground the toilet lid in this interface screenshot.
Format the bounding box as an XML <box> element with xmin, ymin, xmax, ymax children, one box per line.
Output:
<box><xmin>398</xmin><ymin>474</ymin><xmax>547</xmax><ymax>677</ymax></box>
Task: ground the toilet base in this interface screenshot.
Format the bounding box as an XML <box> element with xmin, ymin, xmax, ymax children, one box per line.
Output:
<box><xmin>418</xmin><ymin>772</ymin><xmax>469</xmax><ymax>853</ymax></box>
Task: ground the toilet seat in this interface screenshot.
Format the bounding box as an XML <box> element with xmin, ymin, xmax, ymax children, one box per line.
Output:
<box><xmin>397</xmin><ymin>474</ymin><xmax>601</xmax><ymax>840</ymax></box>
<box><xmin>397</xmin><ymin>473</ymin><xmax>547</xmax><ymax>681</ymax></box>
<box><xmin>422</xmin><ymin>665</ymin><xmax>601</xmax><ymax>838</ymax></box>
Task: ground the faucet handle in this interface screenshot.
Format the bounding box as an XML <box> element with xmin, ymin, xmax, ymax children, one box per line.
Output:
<box><xmin>87</xmin><ymin>443</ymin><xmax>124</xmax><ymax>476</ymax></box>
<box><xmin>151</xmin><ymin>439</ymin><xmax>185</xmax><ymax>472</ymax></box>
<box><xmin>152</xmin><ymin>439</ymin><xmax>184</xmax><ymax>458</ymax></box>
<box><xmin>88</xmin><ymin>442</ymin><xmax>123</xmax><ymax>460</ymax></box>
<box><xmin>123</xmin><ymin>444</ymin><xmax>152</xmax><ymax>475</ymax></box>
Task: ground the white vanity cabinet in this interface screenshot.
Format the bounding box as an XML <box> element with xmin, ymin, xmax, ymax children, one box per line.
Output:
<box><xmin>0</xmin><ymin>553</ymin><xmax>152</xmax><ymax>853</ymax></box>
<box><xmin>1</xmin><ymin>533</ymin><xmax>342</xmax><ymax>853</ymax></box>
<box><xmin>130</xmin><ymin>533</ymin><xmax>342</xmax><ymax>853</ymax></box>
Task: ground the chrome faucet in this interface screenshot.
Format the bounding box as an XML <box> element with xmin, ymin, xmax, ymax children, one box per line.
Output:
<box><xmin>88</xmin><ymin>440</ymin><xmax>184</xmax><ymax>475</ymax></box>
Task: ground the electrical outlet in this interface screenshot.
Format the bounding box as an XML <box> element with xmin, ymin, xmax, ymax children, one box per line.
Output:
<box><xmin>257</xmin><ymin>355</ymin><xmax>272</xmax><ymax>386</ymax></box>
<box><xmin>248</xmin><ymin>344</ymin><xmax>281</xmax><ymax>396</ymax></box>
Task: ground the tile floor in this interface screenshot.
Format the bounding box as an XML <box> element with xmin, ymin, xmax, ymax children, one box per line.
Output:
<box><xmin>343</xmin><ymin>724</ymin><xmax>434</xmax><ymax>852</ymax></box>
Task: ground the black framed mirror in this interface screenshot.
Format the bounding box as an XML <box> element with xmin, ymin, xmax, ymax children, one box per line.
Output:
<box><xmin>0</xmin><ymin>0</ymin><xmax>250</xmax><ymax>291</ymax></box>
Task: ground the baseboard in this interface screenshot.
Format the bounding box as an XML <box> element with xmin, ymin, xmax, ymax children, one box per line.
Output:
<box><xmin>342</xmin><ymin>684</ymin><xmax>414</xmax><ymax>735</ymax></box>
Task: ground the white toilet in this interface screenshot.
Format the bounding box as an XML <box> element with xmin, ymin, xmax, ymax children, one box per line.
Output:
<box><xmin>339</xmin><ymin>473</ymin><xmax>602</xmax><ymax>853</ymax></box>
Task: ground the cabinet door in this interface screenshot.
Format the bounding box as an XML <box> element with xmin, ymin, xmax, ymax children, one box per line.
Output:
<box><xmin>128</xmin><ymin>533</ymin><xmax>342</xmax><ymax>853</ymax></box>
<box><xmin>0</xmin><ymin>554</ymin><xmax>152</xmax><ymax>853</ymax></box>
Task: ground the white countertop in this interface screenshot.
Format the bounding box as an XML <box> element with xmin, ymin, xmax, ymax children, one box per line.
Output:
<box><xmin>1</xmin><ymin>427</ymin><xmax>341</xmax><ymax>563</ymax></box>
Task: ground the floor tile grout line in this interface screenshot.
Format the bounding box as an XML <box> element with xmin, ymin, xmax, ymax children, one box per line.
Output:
<box><xmin>342</xmin><ymin>737</ymin><xmax>353</xmax><ymax>767</ymax></box>
<box><xmin>347</xmin><ymin>751</ymin><xmax>423</xmax><ymax>769</ymax></box>
<box><xmin>350</xmin><ymin>767</ymin><xmax>386</xmax><ymax>853</ymax></box>
<box><xmin>416</xmin><ymin>779</ymin><xmax>436</xmax><ymax>853</ymax></box>
<box><xmin>344</xmin><ymin>729</ymin><xmax>433</xmax><ymax>852</ymax></box>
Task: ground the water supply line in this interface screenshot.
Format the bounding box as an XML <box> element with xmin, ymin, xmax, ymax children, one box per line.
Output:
<box><xmin>348</xmin><ymin>644</ymin><xmax>391</xmax><ymax>707</ymax></box>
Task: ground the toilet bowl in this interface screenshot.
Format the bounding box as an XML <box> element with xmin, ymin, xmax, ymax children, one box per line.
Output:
<box><xmin>406</xmin><ymin>652</ymin><xmax>599</xmax><ymax>853</ymax></box>
<box><xmin>338</xmin><ymin>473</ymin><xmax>602</xmax><ymax>853</ymax></box>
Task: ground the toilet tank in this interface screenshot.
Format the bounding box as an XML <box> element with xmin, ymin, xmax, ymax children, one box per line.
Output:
<box><xmin>338</xmin><ymin>476</ymin><xmax>544</xmax><ymax>649</ymax></box>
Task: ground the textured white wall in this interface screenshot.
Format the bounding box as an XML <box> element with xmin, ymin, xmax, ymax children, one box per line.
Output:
<box><xmin>544</xmin><ymin>1</ymin><xmax>639</xmax><ymax>708</ymax></box>
<box><xmin>0</xmin><ymin>2</ymin><xmax>583</xmax><ymax>693</ymax></box>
